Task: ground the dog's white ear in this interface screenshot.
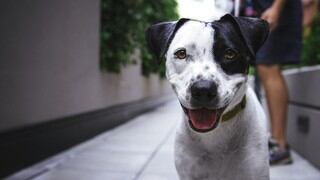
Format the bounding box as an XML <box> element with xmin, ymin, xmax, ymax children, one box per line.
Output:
<box><xmin>218</xmin><ymin>14</ymin><xmax>269</xmax><ymax>62</ymax></box>
<box><xmin>146</xmin><ymin>19</ymin><xmax>189</xmax><ymax>62</ymax></box>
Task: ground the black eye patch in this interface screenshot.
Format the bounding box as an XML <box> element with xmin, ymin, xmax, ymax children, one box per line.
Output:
<box><xmin>209</xmin><ymin>14</ymin><xmax>269</xmax><ymax>75</ymax></box>
<box><xmin>212</xmin><ymin>24</ymin><xmax>250</xmax><ymax>75</ymax></box>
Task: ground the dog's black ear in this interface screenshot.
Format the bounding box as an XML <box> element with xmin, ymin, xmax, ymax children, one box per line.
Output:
<box><xmin>146</xmin><ymin>19</ymin><xmax>189</xmax><ymax>62</ymax></box>
<box><xmin>219</xmin><ymin>14</ymin><xmax>269</xmax><ymax>61</ymax></box>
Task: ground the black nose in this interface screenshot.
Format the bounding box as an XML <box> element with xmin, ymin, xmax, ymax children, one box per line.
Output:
<box><xmin>191</xmin><ymin>80</ymin><xmax>217</xmax><ymax>104</ymax></box>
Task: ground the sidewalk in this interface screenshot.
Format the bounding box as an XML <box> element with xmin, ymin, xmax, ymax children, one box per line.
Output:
<box><xmin>8</xmin><ymin>100</ymin><xmax>320</xmax><ymax>180</ymax></box>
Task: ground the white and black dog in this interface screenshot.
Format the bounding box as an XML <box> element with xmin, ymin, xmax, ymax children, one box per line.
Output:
<box><xmin>146</xmin><ymin>14</ymin><xmax>270</xmax><ymax>180</ymax></box>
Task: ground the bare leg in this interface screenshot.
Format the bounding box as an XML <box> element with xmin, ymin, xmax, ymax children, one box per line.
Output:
<box><xmin>257</xmin><ymin>64</ymin><xmax>288</xmax><ymax>149</ymax></box>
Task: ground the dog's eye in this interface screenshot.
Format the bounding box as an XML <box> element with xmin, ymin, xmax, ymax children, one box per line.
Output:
<box><xmin>174</xmin><ymin>49</ymin><xmax>187</xmax><ymax>59</ymax></box>
<box><xmin>224</xmin><ymin>49</ymin><xmax>238</xmax><ymax>61</ymax></box>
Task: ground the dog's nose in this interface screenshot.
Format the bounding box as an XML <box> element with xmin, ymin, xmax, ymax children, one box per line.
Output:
<box><xmin>191</xmin><ymin>80</ymin><xmax>217</xmax><ymax>103</ymax></box>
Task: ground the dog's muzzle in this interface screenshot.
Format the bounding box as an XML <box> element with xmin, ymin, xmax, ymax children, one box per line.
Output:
<box><xmin>181</xmin><ymin>80</ymin><xmax>225</xmax><ymax>133</ymax></box>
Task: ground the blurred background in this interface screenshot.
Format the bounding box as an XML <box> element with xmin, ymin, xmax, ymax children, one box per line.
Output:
<box><xmin>0</xmin><ymin>0</ymin><xmax>319</xmax><ymax>179</ymax></box>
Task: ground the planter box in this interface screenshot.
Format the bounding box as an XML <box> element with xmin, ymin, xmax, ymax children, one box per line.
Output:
<box><xmin>284</xmin><ymin>65</ymin><xmax>320</xmax><ymax>169</ymax></box>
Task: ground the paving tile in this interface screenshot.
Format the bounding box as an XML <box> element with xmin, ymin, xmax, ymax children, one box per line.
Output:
<box><xmin>137</xmin><ymin>173</ymin><xmax>179</xmax><ymax>180</ymax></box>
<box><xmin>159</xmin><ymin>134</ymin><xmax>176</xmax><ymax>153</ymax></box>
<box><xmin>270</xmin><ymin>151</ymin><xmax>320</xmax><ymax>179</ymax></box>
<box><xmin>142</xmin><ymin>138</ymin><xmax>176</xmax><ymax>175</ymax></box>
<box><xmin>33</xmin><ymin>168</ymin><xmax>134</xmax><ymax>180</ymax></box>
<box><xmin>143</xmin><ymin>151</ymin><xmax>177</xmax><ymax>175</ymax></box>
<box><xmin>96</xmin><ymin>138</ymin><xmax>158</xmax><ymax>153</ymax></box>
<box><xmin>57</xmin><ymin>149</ymin><xmax>149</xmax><ymax>173</ymax></box>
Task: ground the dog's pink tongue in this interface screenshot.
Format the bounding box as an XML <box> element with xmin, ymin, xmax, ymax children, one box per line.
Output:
<box><xmin>188</xmin><ymin>109</ymin><xmax>217</xmax><ymax>130</ymax></box>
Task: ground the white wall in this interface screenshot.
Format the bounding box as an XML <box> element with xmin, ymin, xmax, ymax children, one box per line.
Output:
<box><xmin>0</xmin><ymin>0</ymin><xmax>172</xmax><ymax>132</ymax></box>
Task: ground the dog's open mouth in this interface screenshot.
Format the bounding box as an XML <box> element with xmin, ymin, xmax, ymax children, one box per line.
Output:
<box><xmin>182</xmin><ymin>106</ymin><xmax>225</xmax><ymax>133</ymax></box>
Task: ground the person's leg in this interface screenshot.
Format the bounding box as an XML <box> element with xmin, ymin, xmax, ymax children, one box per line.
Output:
<box><xmin>257</xmin><ymin>64</ymin><xmax>288</xmax><ymax>149</ymax></box>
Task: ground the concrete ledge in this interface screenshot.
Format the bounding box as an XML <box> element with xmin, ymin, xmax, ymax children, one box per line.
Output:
<box><xmin>0</xmin><ymin>95</ymin><xmax>173</xmax><ymax>178</ymax></box>
<box><xmin>285</xmin><ymin>65</ymin><xmax>320</xmax><ymax>107</ymax></box>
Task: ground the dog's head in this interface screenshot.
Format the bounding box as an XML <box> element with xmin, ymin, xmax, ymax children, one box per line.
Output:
<box><xmin>146</xmin><ymin>14</ymin><xmax>269</xmax><ymax>133</ymax></box>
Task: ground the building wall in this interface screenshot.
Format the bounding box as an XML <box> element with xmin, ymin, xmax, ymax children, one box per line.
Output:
<box><xmin>0</xmin><ymin>0</ymin><xmax>172</xmax><ymax>132</ymax></box>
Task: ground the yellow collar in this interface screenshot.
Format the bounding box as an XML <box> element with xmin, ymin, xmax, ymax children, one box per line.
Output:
<box><xmin>221</xmin><ymin>95</ymin><xmax>247</xmax><ymax>122</ymax></box>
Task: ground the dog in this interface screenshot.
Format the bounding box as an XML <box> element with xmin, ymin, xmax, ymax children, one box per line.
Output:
<box><xmin>146</xmin><ymin>14</ymin><xmax>270</xmax><ymax>180</ymax></box>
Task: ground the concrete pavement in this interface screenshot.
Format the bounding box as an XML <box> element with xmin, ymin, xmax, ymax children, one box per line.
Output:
<box><xmin>7</xmin><ymin>100</ymin><xmax>320</xmax><ymax>180</ymax></box>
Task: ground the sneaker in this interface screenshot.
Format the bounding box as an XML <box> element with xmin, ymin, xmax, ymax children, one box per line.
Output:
<box><xmin>268</xmin><ymin>138</ymin><xmax>278</xmax><ymax>149</ymax></box>
<box><xmin>269</xmin><ymin>138</ymin><xmax>293</xmax><ymax>166</ymax></box>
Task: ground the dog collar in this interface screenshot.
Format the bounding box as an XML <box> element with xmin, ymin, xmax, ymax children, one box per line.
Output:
<box><xmin>221</xmin><ymin>95</ymin><xmax>246</xmax><ymax>122</ymax></box>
